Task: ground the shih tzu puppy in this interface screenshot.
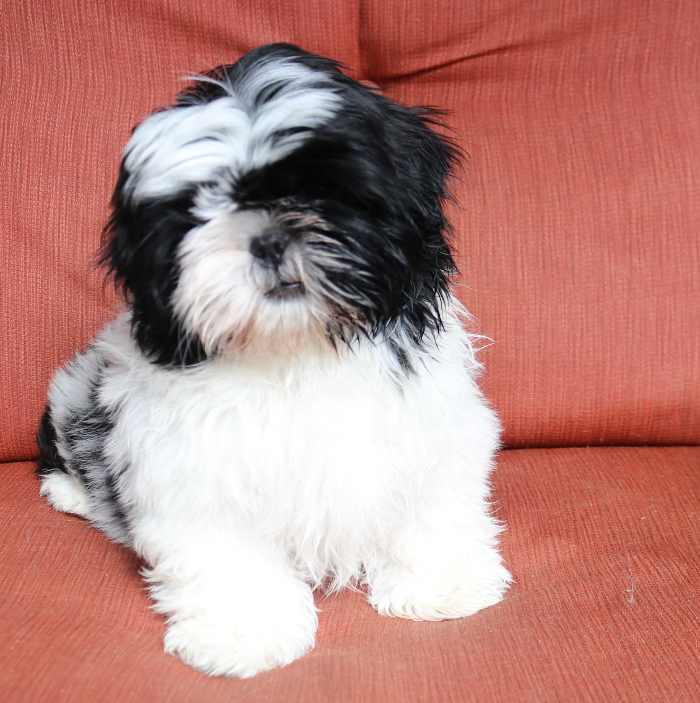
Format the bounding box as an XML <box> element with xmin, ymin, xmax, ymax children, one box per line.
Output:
<box><xmin>37</xmin><ymin>44</ymin><xmax>510</xmax><ymax>677</ymax></box>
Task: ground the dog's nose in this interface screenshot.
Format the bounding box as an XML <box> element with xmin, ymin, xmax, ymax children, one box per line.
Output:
<box><xmin>249</xmin><ymin>228</ymin><xmax>291</xmax><ymax>268</ymax></box>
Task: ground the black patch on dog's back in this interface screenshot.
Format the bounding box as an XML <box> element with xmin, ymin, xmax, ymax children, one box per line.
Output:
<box><xmin>36</xmin><ymin>405</ymin><xmax>66</xmax><ymax>478</ymax></box>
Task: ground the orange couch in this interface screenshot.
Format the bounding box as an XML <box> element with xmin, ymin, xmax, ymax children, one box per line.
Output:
<box><xmin>2</xmin><ymin>2</ymin><xmax>698</xmax><ymax>701</ymax></box>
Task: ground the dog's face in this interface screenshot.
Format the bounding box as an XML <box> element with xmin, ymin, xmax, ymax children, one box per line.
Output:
<box><xmin>102</xmin><ymin>44</ymin><xmax>456</xmax><ymax>365</ymax></box>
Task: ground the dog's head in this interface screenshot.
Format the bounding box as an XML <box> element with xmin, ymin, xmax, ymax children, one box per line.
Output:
<box><xmin>102</xmin><ymin>44</ymin><xmax>457</xmax><ymax>365</ymax></box>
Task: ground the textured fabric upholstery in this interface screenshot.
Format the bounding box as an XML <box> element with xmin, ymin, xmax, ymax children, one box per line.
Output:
<box><xmin>3</xmin><ymin>1</ymin><xmax>699</xmax><ymax>460</ymax></box>
<box><xmin>1</xmin><ymin>2</ymin><xmax>698</xmax><ymax>701</ymax></box>
<box><xmin>2</xmin><ymin>448</ymin><xmax>698</xmax><ymax>701</ymax></box>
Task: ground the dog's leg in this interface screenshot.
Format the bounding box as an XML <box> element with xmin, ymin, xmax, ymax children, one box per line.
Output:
<box><xmin>366</xmin><ymin>482</ymin><xmax>511</xmax><ymax>621</ymax></box>
<box><xmin>39</xmin><ymin>472</ymin><xmax>91</xmax><ymax>519</ymax></box>
<box><xmin>133</xmin><ymin>520</ymin><xmax>317</xmax><ymax>677</ymax></box>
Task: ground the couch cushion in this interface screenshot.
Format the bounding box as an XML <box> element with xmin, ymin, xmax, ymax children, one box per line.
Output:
<box><xmin>2</xmin><ymin>447</ymin><xmax>698</xmax><ymax>701</ymax></box>
<box><xmin>2</xmin><ymin>2</ymin><xmax>699</xmax><ymax>460</ymax></box>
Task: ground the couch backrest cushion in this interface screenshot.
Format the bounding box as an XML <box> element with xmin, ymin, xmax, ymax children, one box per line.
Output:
<box><xmin>2</xmin><ymin>1</ymin><xmax>698</xmax><ymax>461</ymax></box>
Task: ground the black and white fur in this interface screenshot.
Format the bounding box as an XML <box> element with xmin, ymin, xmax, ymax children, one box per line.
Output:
<box><xmin>37</xmin><ymin>44</ymin><xmax>510</xmax><ymax>677</ymax></box>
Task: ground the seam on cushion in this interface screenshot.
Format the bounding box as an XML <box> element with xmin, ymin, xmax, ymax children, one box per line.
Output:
<box><xmin>12</xmin><ymin>443</ymin><xmax>700</xmax><ymax>465</ymax></box>
<box><xmin>500</xmin><ymin>443</ymin><xmax>700</xmax><ymax>452</ymax></box>
<box><xmin>6</xmin><ymin>453</ymin><xmax>40</xmax><ymax>464</ymax></box>
<box><xmin>357</xmin><ymin>0</ymin><xmax>369</xmax><ymax>81</ymax></box>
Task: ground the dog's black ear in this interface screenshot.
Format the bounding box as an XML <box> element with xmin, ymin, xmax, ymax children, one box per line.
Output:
<box><xmin>100</xmin><ymin>164</ymin><xmax>207</xmax><ymax>367</ymax></box>
<box><xmin>388</xmin><ymin>104</ymin><xmax>458</xmax><ymax>236</ymax></box>
<box><xmin>374</xmin><ymin>99</ymin><xmax>460</xmax><ymax>342</ymax></box>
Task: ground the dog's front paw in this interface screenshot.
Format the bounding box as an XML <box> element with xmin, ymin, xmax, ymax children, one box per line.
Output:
<box><xmin>163</xmin><ymin>597</ymin><xmax>317</xmax><ymax>678</ymax></box>
<box><xmin>39</xmin><ymin>472</ymin><xmax>91</xmax><ymax>518</ymax></box>
<box><xmin>369</xmin><ymin>558</ymin><xmax>511</xmax><ymax>621</ymax></box>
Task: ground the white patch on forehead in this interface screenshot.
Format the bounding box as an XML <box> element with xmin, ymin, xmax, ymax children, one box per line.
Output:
<box><xmin>123</xmin><ymin>57</ymin><xmax>341</xmax><ymax>202</ymax></box>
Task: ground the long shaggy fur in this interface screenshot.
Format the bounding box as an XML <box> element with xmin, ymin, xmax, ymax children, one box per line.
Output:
<box><xmin>37</xmin><ymin>44</ymin><xmax>510</xmax><ymax>678</ymax></box>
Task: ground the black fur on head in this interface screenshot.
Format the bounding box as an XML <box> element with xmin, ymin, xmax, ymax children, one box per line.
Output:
<box><xmin>100</xmin><ymin>43</ymin><xmax>459</xmax><ymax>367</ymax></box>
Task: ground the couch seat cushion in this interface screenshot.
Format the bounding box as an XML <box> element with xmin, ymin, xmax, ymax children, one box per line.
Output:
<box><xmin>1</xmin><ymin>447</ymin><xmax>698</xmax><ymax>701</ymax></box>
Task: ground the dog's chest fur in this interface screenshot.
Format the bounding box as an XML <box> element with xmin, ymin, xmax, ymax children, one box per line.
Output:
<box><xmin>82</xmin><ymin>315</ymin><xmax>471</xmax><ymax>587</ymax></box>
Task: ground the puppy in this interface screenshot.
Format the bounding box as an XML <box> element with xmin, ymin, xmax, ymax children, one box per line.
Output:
<box><xmin>37</xmin><ymin>44</ymin><xmax>510</xmax><ymax>677</ymax></box>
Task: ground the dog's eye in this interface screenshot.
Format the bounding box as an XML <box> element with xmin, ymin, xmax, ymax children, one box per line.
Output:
<box><xmin>313</xmin><ymin>181</ymin><xmax>335</xmax><ymax>198</ymax></box>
